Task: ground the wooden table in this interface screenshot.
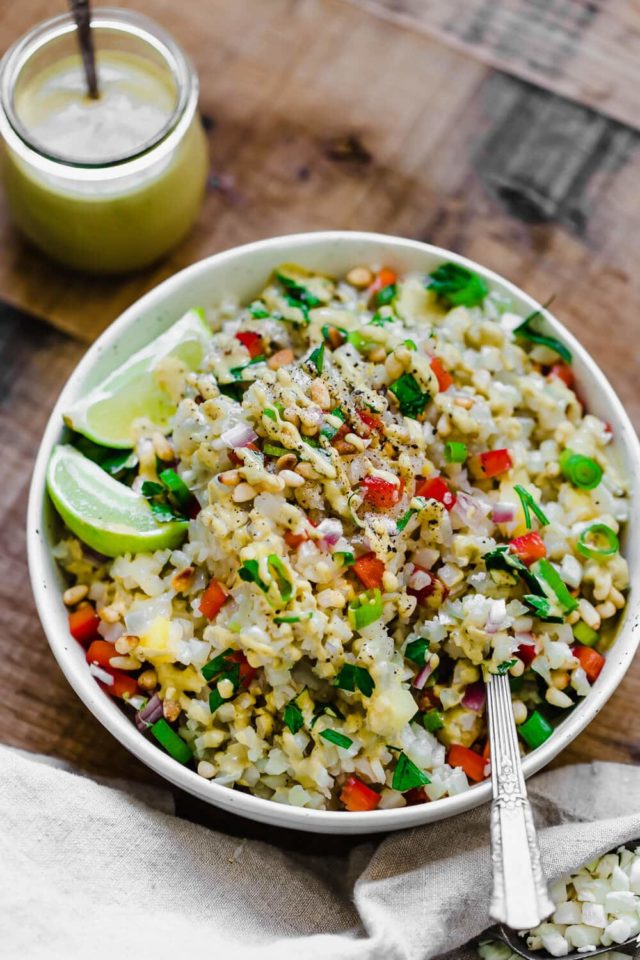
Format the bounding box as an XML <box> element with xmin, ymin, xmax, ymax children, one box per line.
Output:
<box><xmin>1</xmin><ymin>0</ymin><xmax>638</xmax><ymax>845</ymax></box>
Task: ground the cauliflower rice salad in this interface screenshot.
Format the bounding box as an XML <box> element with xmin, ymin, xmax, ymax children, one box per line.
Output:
<box><xmin>51</xmin><ymin>260</ymin><xmax>630</xmax><ymax>812</ymax></box>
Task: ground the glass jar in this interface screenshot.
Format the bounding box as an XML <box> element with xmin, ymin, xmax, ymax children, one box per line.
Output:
<box><xmin>0</xmin><ymin>8</ymin><xmax>208</xmax><ymax>274</ymax></box>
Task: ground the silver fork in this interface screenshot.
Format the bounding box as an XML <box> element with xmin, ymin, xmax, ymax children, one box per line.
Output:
<box><xmin>486</xmin><ymin>672</ymin><xmax>554</xmax><ymax>930</ymax></box>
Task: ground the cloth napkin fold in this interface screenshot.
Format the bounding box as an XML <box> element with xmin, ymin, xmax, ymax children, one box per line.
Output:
<box><xmin>1</xmin><ymin>744</ymin><xmax>639</xmax><ymax>960</ymax></box>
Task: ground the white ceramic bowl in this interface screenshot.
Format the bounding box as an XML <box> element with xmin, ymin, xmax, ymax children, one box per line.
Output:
<box><xmin>27</xmin><ymin>231</ymin><xmax>640</xmax><ymax>834</ymax></box>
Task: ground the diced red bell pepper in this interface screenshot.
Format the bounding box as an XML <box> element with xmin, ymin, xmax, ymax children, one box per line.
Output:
<box><xmin>471</xmin><ymin>449</ymin><xmax>513</xmax><ymax>479</ymax></box>
<box><xmin>229</xmin><ymin>650</ymin><xmax>257</xmax><ymax>688</ymax></box>
<box><xmin>430</xmin><ymin>357</ymin><xmax>453</xmax><ymax>392</ymax></box>
<box><xmin>98</xmin><ymin>666</ymin><xmax>140</xmax><ymax>701</ymax></box>
<box><xmin>516</xmin><ymin>643</ymin><xmax>537</xmax><ymax>667</ymax></box>
<box><xmin>482</xmin><ymin>739</ymin><xmax>491</xmax><ymax>762</ymax></box>
<box><xmin>339</xmin><ymin>775</ymin><xmax>380</xmax><ymax>812</ymax></box>
<box><xmin>86</xmin><ymin>639</ymin><xmax>117</xmax><ymax>670</ymax></box>
<box><xmin>415</xmin><ymin>475</ymin><xmax>456</xmax><ymax>511</ymax></box>
<box><xmin>199</xmin><ymin>579</ymin><xmax>228</xmax><ymax>620</ymax></box>
<box><xmin>404</xmin><ymin>787</ymin><xmax>430</xmax><ymax>805</ymax></box>
<box><xmin>285</xmin><ymin>530</ymin><xmax>309</xmax><ymax>549</ymax></box>
<box><xmin>353</xmin><ymin>552</ymin><xmax>385</xmax><ymax>589</ymax></box>
<box><xmin>447</xmin><ymin>744</ymin><xmax>487</xmax><ymax>783</ymax></box>
<box><xmin>235</xmin><ymin>330</ymin><xmax>263</xmax><ymax>358</ymax></box>
<box><xmin>549</xmin><ymin>363</ymin><xmax>574</xmax><ymax>389</ymax></box>
<box><xmin>361</xmin><ymin>475</ymin><xmax>404</xmax><ymax>510</ymax></box>
<box><xmin>357</xmin><ymin>410</ymin><xmax>384</xmax><ymax>434</ymax></box>
<box><xmin>69</xmin><ymin>603</ymin><xmax>101</xmax><ymax>646</ymax></box>
<box><xmin>509</xmin><ymin>531</ymin><xmax>547</xmax><ymax>566</ymax></box>
<box><xmin>228</xmin><ymin>441</ymin><xmax>259</xmax><ymax>466</ymax></box>
<box><xmin>368</xmin><ymin>267</ymin><xmax>396</xmax><ymax>298</ymax></box>
<box><xmin>572</xmin><ymin>644</ymin><xmax>605</xmax><ymax>683</ymax></box>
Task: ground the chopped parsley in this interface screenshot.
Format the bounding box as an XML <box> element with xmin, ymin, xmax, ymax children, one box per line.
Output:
<box><xmin>283</xmin><ymin>700</ymin><xmax>304</xmax><ymax>734</ymax></box>
<box><xmin>392</xmin><ymin>752</ymin><xmax>430</xmax><ymax>792</ymax></box>
<box><xmin>513</xmin><ymin>304</ymin><xmax>572</xmax><ymax>364</ymax></box>
<box><xmin>334</xmin><ymin>663</ymin><xmax>375</xmax><ymax>697</ymax></box>
<box><xmin>308</xmin><ymin>342</ymin><xmax>325</xmax><ymax>374</ymax></box>
<box><xmin>389</xmin><ymin>373</ymin><xmax>431</xmax><ymax>418</ymax></box>
<box><xmin>428</xmin><ymin>262</ymin><xmax>488</xmax><ymax>308</ymax></box>
<box><xmin>319</xmin><ymin>729</ymin><xmax>353</xmax><ymax>749</ymax></box>
<box><xmin>405</xmin><ymin>637</ymin><xmax>430</xmax><ymax>666</ymax></box>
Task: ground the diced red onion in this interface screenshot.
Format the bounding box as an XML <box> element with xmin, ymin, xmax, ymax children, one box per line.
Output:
<box><xmin>408</xmin><ymin>569</ymin><xmax>432</xmax><ymax>591</ymax></box>
<box><xmin>462</xmin><ymin>681</ymin><xmax>486</xmax><ymax>712</ymax></box>
<box><xmin>314</xmin><ymin>518</ymin><xmax>343</xmax><ymax>548</ymax></box>
<box><xmin>89</xmin><ymin>663</ymin><xmax>113</xmax><ymax>686</ymax></box>
<box><xmin>220</xmin><ymin>423</ymin><xmax>258</xmax><ymax>448</ymax></box>
<box><xmin>485</xmin><ymin>599</ymin><xmax>507</xmax><ymax>634</ymax></box>
<box><xmin>514</xmin><ymin>631</ymin><xmax>534</xmax><ymax>645</ymax></box>
<box><xmin>135</xmin><ymin>693</ymin><xmax>163</xmax><ymax>731</ymax></box>
<box><xmin>492</xmin><ymin>502</ymin><xmax>516</xmax><ymax>524</ymax></box>
<box><xmin>454</xmin><ymin>490</ymin><xmax>492</xmax><ymax>529</ymax></box>
<box><xmin>413</xmin><ymin>661</ymin><xmax>434</xmax><ymax>690</ymax></box>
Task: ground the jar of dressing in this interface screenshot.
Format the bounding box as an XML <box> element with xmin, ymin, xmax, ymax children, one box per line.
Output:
<box><xmin>0</xmin><ymin>9</ymin><xmax>208</xmax><ymax>273</ymax></box>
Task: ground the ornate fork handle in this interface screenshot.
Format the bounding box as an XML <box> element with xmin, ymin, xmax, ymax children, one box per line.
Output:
<box><xmin>487</xmin><ymin>672</ymin><xmax>554</xmax><ymax>930</ymax></box>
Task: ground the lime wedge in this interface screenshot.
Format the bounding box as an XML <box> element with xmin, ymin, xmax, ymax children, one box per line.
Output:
<box><xmin>47</xmin><ymin>445</ymin><xmax>188</xmax><ymax>557</ymax></box>
<box><xmin>63</xmin><ymin>309</ymin><xmax>210</xmax><ymax>448</ymax></box>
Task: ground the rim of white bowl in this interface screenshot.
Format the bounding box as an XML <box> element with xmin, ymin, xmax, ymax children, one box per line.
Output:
<box><xmin>27</xmin><ymin>231</ymin><xmax>640</xmax><ymax>834</ymax></box>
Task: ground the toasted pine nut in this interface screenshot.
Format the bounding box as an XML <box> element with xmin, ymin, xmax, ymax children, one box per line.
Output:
<box><xmin>63</xmin><ymin>584</ymin><xmax>89</xmax><ymax>606</ymax></box>
<box><xmin>566</xmin><ymin>610</ymin><xmax>580</xmax><ymax>625</ymax></box>
<box><xmin>551</xmin><ymin>669</ymin><xmax>570</xmax><ymax>690</ymax></box>
<box><xmin>162</xmin><ymin>699</ymin><xmax>181</xmax><ymax>722</ymax></box>
<box><xmin>152</xmin><ymin>430</ymin><xmax>174</xmax><ymax>461</ymax></box>
<box><xmin>260</xmin><ymin>474</ymin><xmax>285</xmax><ymax>493</ymax></box>
<box><xmin>172</xmin><ymin>566</ymin><xmax>195</xmax><ymax>592</ymax></box>
<box><xmin>546</xmin><ymin>687</ymin><xmax>573</xmax><ymax>709</ymax></box>
<box><xmin>217</xmin><ymin>678</ymin><xmax>235</xmax><ymax>699</ymax></box>
<box><xmin>347</xmin><ymin>266</ymin><xmax>373</xmax><ymax>288</ymax></box>
<box><xmin>232</xmin><ymin>482</ymin><xmax>257</xmax><ymax>503</ymax></box>
<box><xmin>283</xmin><ymin>407</ymin><xmax>300</xmax><ymax>427</ymax></box>
<box><xmin>609</xmin><ymin>586</ymin><xmax>626</xmax><ymax>609</ymax></box>
<box><xmin>98</xmin><ymin>605</ymin><xmax>120</xmax><ymax>624</ymax></box>
<box><xmin>454</xmin><ymin>396</ymin><xmax>474</xmax><ymax>409</ymax></box>
<box><xmin>295</xmin><ymin>462</ymin><xmax>318</xmax><ymax>480</ymax></box>
<box><xmin>115</xmin><ymin>634</ymin><xmax>137</xmax><ymax>655</ymax></box>
<box><xmin>219</xmin><ymin>469</ymin><xmax>240</xmax><ymax>486</ymax></box>
<box><xmin>595</xmin><ymin>600</ymin><xmax>616</xmax><ymax>619</ymax></box>
<box><xmin>109</xmin><ymin>655</ymin><xmax>139</xmax><ymax>671</ymax></box>
<box><xmin>578</xmin><ymin>598</ymin><xmax>601</xmax><ymax>630</ymax></box>
<box><xmin>197</xmin><ymin>760</ymin><xmax>216</xmax><ymax>779</ymax></box>
<box><xmin>268</xmin><ymin>349</ymin><xmax>294</xmax><ymax>370</ymax></box>
<box><xmin>512</xmin><ymin>700</ymin><xmax>527</xmax><ymax>725</ymax></box>
<box><xmin>509</xmin><ymin>658</ymin><xmax>525</xmax><ymax>677</ymax></box>
<box><xmin>138</xmin><ymin>669</ymin><xmax>158</xmax><ymax>691</ymax></box>
<box><xmin>280</xmin><ymin>469</ymin><xmax>305</xmax><ymax>487</ymax></box>
<box><xmin>334</xmin><ymin>440</ymin><xmax>356</xmax><ymax>455</ymax></box>
<box><xmin>368</xmin><ymin>347</ymin><xmax>386</xmax><ymax>364</ymax></box>
<box><xmin>310</xmin><ymin>380</ymin><xmax>331</xmax><ymax>409</ymax></box>
<box><xmin>276</xmin><ymin>453</ymin><xmax>297</xmax><ymax>472</ymax></box>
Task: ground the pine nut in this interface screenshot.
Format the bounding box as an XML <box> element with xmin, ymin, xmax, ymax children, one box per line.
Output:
<box><xmin>347</xmin><ymin>266</ymin><xmax>373</xmax><ymax>288</ymax></box>
<box><xmin>217</xmin><ymin>678</ymin><xmax>235</xmax><ymax>699</ymax></box>
<box><xmin>276</xmin><ymin>453</ymin><xmax>297</xmax><ymax>472</ymax></box>
<box><xmin>551</xmin><ymin>669</ymin><xmax>570</xmax><ymax>690</ymax></box>
<box><xmin>512</xmin><ymin>700</ymin><xmax>527</xmax><ymax>725</ymax></box>
<box><xmin>162</xmin><ymin>699</ymin><xmax>181</xmax><ymax>722</ymax></box>
<box><xmin>509</xmin><ymin>658</ymin><xmax>525</xmax><ymax>678</ymax></box>
<box><xmin>232</xmin><ymin>482</ymin><xmax>257</xmax><ymax>503</ymax></box>
<box><xmin>295</xmin><ymin>462</ymin><xmax>318</xmax><ymax>479</ymax></box>
<box><xmin>109</xmin><ymin>655</ymin><xmax>139</xmax><ymax>671</ymax></box>
<box><xmin>172</xmin><ymin>567</ymin><xmax>195</xmax><ymax>592</ymax></box>
<box><xmin>280</xmin><ymin>470</ymin><xmax>305</xmax><ymax>487</ymax></box>
<box><xmin>219</xmin><ymin>469</ymin><xmax>240</xmax><ymax>486</ymax></box>
<box><xmin>609</xmin><ymin>586</ymin><xmax>626</xmax><ymax>609</ymax></box>
<box><xmin>334</xmin><ymin>440</ymin><xmax>356</xmax><ymax>455</ymax></box>
<box><xmin>546</xmin><ymin>687</ymin><xmax>573</xmax><ymax>709</ymax></box>
<box><xmin>454</xmin><ymin>396</ymin><xmax>474</xmax><ymax>409</ymax></box>
<box><xmin>595</xmin><ymin>600</ymin><xmax>616</xmax><ymax>620</ymax></box>
<box><xmin>197</xmin><ymin>760</ymin><xmax>216</xmax><ymax>779</ymax></box>
<box><xmin>578</xmin><ymin>598</ymin><xmax>601</xmax><ymax>630</ymax></box>
<box><xmin>310</xmin><ymin>380</ymin><xmax>331</xmax><ymax>409</ymax></box>
<box><xmin>115</xmin><ymin>634</ymin><xmax>137</xmax><ymax>655</ymax></box>
<box><xmin>63</xmin><ymin>584</ymin><xmax>89</xmax><ymax>606</ymax></box>
<box><xmin>259</xmin><ymin>474</ymin><xmax>285</xmax><ymax>493</ymax></box>
<box><xmin>268</xmin><ymin>349</ymin><xmax>294</xmax><ymax>370</ymax></box>
<box><xmin>368</xmin><ymin>347</ymin><xmax>386</xmax><ymax>364</ymax></box>
<box><xmin>138</xmin><ymin>669</ymin><xmax>158</xmax><ymax>691</ymax></box>
<box><xmin>98</xmin><ymin>605</ymin><xmax>120</xmax><ymax>624</ymax></box>
<box><xmin>283</xmin><ymin>407</ymin><xmax>300</xmax><ymax>427</ymax></box>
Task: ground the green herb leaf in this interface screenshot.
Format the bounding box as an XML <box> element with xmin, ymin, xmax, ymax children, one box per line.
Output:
<box><xmin>334</xmin><ymin>663</ymin><xmax>375</xmax><ymax>697</ymax></box>
<box><xmin>141</xmin><ymin>481</ymin><xmax>164</xmax><ymax>497</ymax></box>
<box><xmin>209</xmin><ymin>688</ymin><xmax>224</xmax><ymax>713</ymax></box>
<box><xmin>389</xmin><ymin>373</ymin><xmax>430</xmax><ymax>418</ymax></box>
<box><xmin>395</xmin><ymin>496</ymin><xmax>428</xmax><ymax>534</ymax></box>
<box><xmin>283</xmin><ymin>700</ymin><xmax>304</xmax><ymax>734</ymax></box>
<box><xmin>100</xmin><ymin>450</ymin><xmax>139</xmax><ymax>477</ymax></box>
<box><xmin>403</xmin><ymin>339</ymin><xmax>417</xmax><ymax>351</ymax></box>
<box><xmin>494</xmin><ymin>659</ymin><xmax>517</xmax><ymax>675</ymax></box>
<box><xmin>484</xmin><ymin>546</ymin><xmax>541</xmax><ymax>594</ymax></box>
<box><xmin>369</xmin><ymin>312</ymin><xmax>393</xmax><ymax>327</ymax></box>
<box><xmin>249</xmin><ymin>302</ymin><xmax>270</xmax><ymax>319</ymax></box>
<box><xmin>514</xmin><ymin>484</ymin><xmax>549</xmax><ymax>530</ymax></box>
<box><xmin>202</xmin><ymin>647</ymin><xmax>235</xmax><ymax>681</ymax></box>
<box><xmin>158</xmin><ymin>468</ymin><xmax>192</xmax><ymax>510</ymax></box>
<box><xmin>376</xmin><ymin>284</ymin><xmax>397</xmax><ymax>307</ymax></box>
<box><xmin>514</xmin><ymin>306</ymin><xmax>572</xmax><ymax>364</ymax></box>
<box><xmin>391</xmin><ymin>752</ymin><xmax>430</xmax><ymax>791</ymax></box>
<box><xmin>319</xmin><ymin>729</ymin><xmax>353</xmax><ymax>749</ymax></box>
<box><xmin>405</xmin><ymin>637</ymin><xmax>429</xmax><ymax>666</ymax></box>
<box><xmin>230</xmin><ymin>355</ymin><xmax>266</xmax><ymax>380</ymax></box>
<box><xmin>428</xmin><ymin>262</ymin><xmax>488</xmax><ymax>308</ymax></box>
<box><xmin>308</xmin><ymin>343</ymin><xmax>325</xmax><ymax>374</ymax></box>
<box><xmin>239</xmin><ymin>559</ymin><xmax>269</xmax><ymax>592</ymax></box>
<box><xmin>274</xmin><ymin>612</ymin><xmax>312</xmax><ymax>624</ymax></box>
<box><xmin>276</xmin><ymin>271</ymin><xmax>322</xmax><ymax>309</ymax></box>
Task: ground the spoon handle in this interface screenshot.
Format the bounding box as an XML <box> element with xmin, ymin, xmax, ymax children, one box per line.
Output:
<box><xmin>69</xmin><ymin>0</ymin><xmax>99</xmax><ymax>99</ymax></box>
<box><xmin>487</xmin><ymin>672</ymin><xmax>554</xmax><ymax>930</ymax></box>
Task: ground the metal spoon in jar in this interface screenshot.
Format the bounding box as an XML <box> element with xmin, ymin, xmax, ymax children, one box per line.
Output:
<box><xmin>486</xmin><ymin>671</ymin><xmax>554</xmax><ymax>930</ymax></box>
<box><xmin>492</xmin><ymin>919</ymin><xmax>640</xmax><ymax>958</ymax></box>
<box><xmin>68</xmin><ymin>0</ymin><xmax>100</xmax><ymax>99</ymax></box>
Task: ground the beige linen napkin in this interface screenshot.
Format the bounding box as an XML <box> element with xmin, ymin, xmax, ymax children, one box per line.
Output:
<box><xmin>1</xmin><ymin>744</ymin><xmax>639</xmax><ymax>960</ymax></box>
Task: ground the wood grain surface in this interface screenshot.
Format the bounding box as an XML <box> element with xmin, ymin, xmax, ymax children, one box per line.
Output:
<box><xmin>0</xmin><ymin>0</ymin><xmax>638</xmax><ymax>837</ymax></box>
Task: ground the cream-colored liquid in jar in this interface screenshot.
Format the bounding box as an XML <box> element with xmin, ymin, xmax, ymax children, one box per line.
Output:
<box><xmin>15</xmin><ymin>50</ymin><xmax>176</xmax><ymax>162</ymax></box>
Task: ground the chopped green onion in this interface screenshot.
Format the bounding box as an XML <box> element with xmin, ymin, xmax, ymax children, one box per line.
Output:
<box><xmin>514</xmin><ymin>484</ymin><xmax>549</xmax><ymax>529</ymax></box>
<box><xmin>334</xmin><ymin>663</ymin><xmax>375</xmax><ymax>697</ymax></box>
<box><xmin>422</xmin><ymin>709</ymin><xmax>444</xmax><ymax>733</ymax></box>
<box><xmin>263</xmin><ymin>443</ymin><xmax>292</xmax><ymax>458</ymax></box>
<box><xmin>283</xmin><ymin>700</ymin><xmax>304</xmax><ymax>734</ymax></box>
<box><xmin>369</xmin><ymin>312</ymin><xmax>393</xmax><ymax>327</ymax></box>
<box><xmin>519</xmin><ymin>710</ymin><xmax>553</xmax><ymax>749</ymax></box>
<box><xmin>267</xmin><ymin>554</ymin><xmax>293</xmax><ymax>603</ymax></box>
<box><xmin>202</xmin><ymin>647</ymin><xmax>235</xmax><ymax>681</ymax></box>
<box><xmin>274</xmin><ymin>612</ymin><xmax>312</xmax><ymax>624</ymax></box>
<box><xmin>141</xmin><ymin>480</ymin><xmax>164</xmax><ymax>497</ymax></box>
<box><xmin>319</xmin><ymin>729</ymin><xmax>353</xmax><ymax>749</ymax></box>
<box><xmin>572</xmin><ymin>621</ymin><xmax>600</xmax><ymax>647</ymax></box>
<box><xmin>559</xmin><ymin>449</ymin><xmax>602</xmax><ymax>490</ymax></box>
<box><xmin>276</xmin><ymin>271</ymin><xmax>322</xmax><ymax>308</ymax></box>
<box><xmin>348</xmin><ymin>588</ymin><xmax>383</xmax><ymax>631</ymax></box>
<box><xmin>514</xmin><ymin>306</ymin><xmax>571</xmax><ymax>364</ymax></box>
<box><xmin>308</xmin><ymin>342</ymin><xmax>325</xmax><ymax>374</ymax></box>
<box><xmin>249</xmin><ymin>302</ymin><xmax>270</xmax><ymax>319</ymax></box>
<box><xmin>389</xmin><ymin>373</ymin><xmax>431</xmax><ymax>419</ymax></box>
<box><xmin>576</xmin><ymin>523</ymin><xmax>619</xmax><ymax>561</ymax></box>
<box><xmin>523</xmin><ymin>595</ymin><xmax>563</xmax><ymax>622</ymax></box>
<box><xmin>239</xmin><ymin>559</ymin><xmax>269</xmax><ymax>592</ymax></box>
<box><xmin>428</xmin><ymin>262</ymin><xmax>488</xmax><ymax>308</ymax></box>
<box><xmin>532</xmin><ymin>558</ymin><xmax>578</xmax><ymax>614</ymax></box>
<box><xmin>376</xmin><ymin>283</ymin><xmax>397</xmax><ymax>307</ymax></box>
<box><xmin>494</xmin><ymin>659</ymin><xmax>517</xmax><ymax>675</ymax></box>
<box><xmin>335</xmin><ymin>551</ymin><xmax>355</xmax><ymax>566</ymax></box>
<box><xmin>158</xmin><ymin>468</ymin><xmax>192</xmax><ymax>510</ymax></box>
<box><xmin>405</xmin><ymin>637</ymin><xmax>429</xmax><ymax>666</ymax></box>
<box><xmin>150</xmin><ymin>718</ymin><xmax>192</xmax><ymax>764</ymax></box>
<box><xmin>444</xmin><ymin>441</ymin><xmax>468</xmax><ymax>464</ymax></box>
<box><xmin>403</xmin><ymin>339</ymin><xmax>417</xmax><ymax>351</ymax></box>
<box><xmin>395</xmin><ymin>496</ymin><xmax>429</xmax><ymax>534</ymax></box>
<box><xmin>391</xmin><ymin>752</ymin><xmax>430</xmax><ymax>791</ymax></box>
